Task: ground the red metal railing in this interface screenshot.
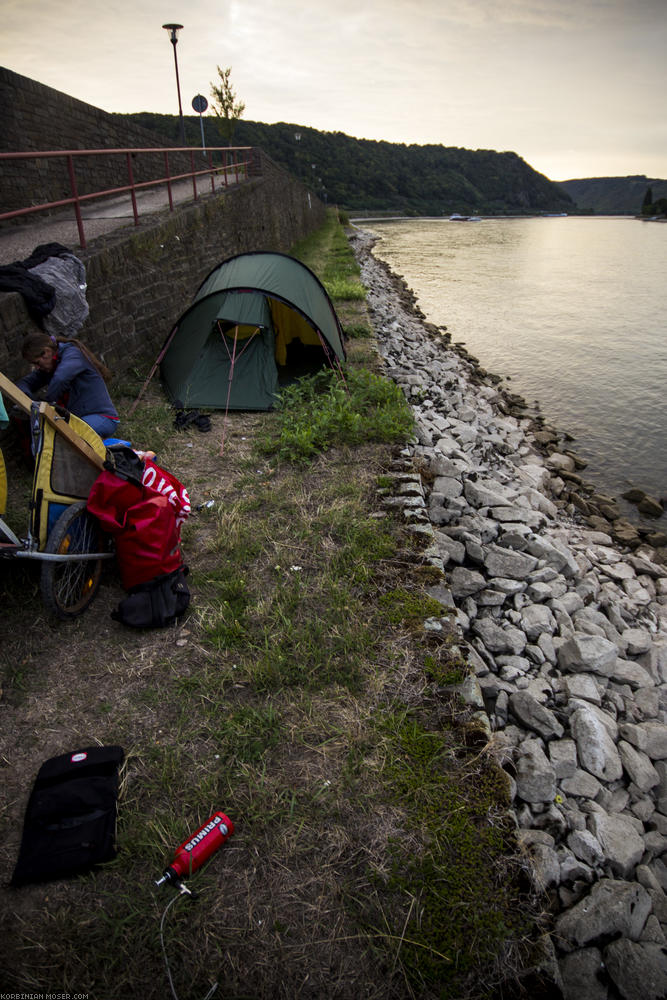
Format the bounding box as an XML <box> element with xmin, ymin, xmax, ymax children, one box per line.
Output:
<box><xmin>0</xmin><ymin>145</ymin><xmax>255</xmax><ymax>249</ymax></box>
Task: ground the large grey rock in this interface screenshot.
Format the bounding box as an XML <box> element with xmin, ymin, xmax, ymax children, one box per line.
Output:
<box><xmin>588</xmin><ymin>811</ymin><xmax>645</xmax><ymax>878</ymax></box>
<box><xmin>619</xmin><ymin>722</ymin><xmax>667</xmax><ymax>761</ymax></box>
<box><xmin>515</xmin><ymin>738</ymin><xmax>557</xmax><ymax>803</ymax></box>
<box><xmin>550</xmin><ymin>739</ymin><xmax>577</xmax><ymax>779</ymax></box>
<box><xmin>464</xmin><ymin>478</ymin><xmax>514</xmax><ymax>508</ymax></box>
<box><xmin>559</xmin><ymin>948</ymin><xmax>607</xmax><ymax>1000</ymax></box>
<box><xmin>618</xmin><ymin>740</ymin><xmax>660</xmax><ymax>792</ymax></box>
<box><xmin>557</xmin><ymin>591</ymin><xmax>586</xmax><ymax>615</ymax></box>
<box><xmin>537</xmin><ymin>631</ymin><xmax>558</xmax><ymax>664</ymax></box>
<box><xmin>644</xmin><ymin>829</ymin><xmax>667</xmax><ymax>860</ymax></box>
<box><xmin>547</xmin><ymin>452</ymin><xmax>576</xmax><ymax>473</ymax></box>
<box><xmin>558</xmin><ymin>634</ymin><xmax>619</xmax><ymax>676</ymax></box>
<box><xmin>608</xmin><ymin>658</ymin><xmax>655</xmax><ymax>690</ymax></box>
<box><xmin>570</xmin><ymin>705</ymin><xmax>623</xmax><ymax>782</ymax></box>
<box><xmin>563</xmin><ymin>674</ymin><xmax>603</xmax><ymax>705</ymax></box>
<box><xmin>449</xmin><ymin>566</ymin><xmax>486</xmax><ymax>598</ymax></box>
<box><xmin>432</xmin><ymin>475</ymin><xmax>464</xmax><ymax>499</ymax></box>
<box><xmin>568</xmin><ymin>699</ymin><xmax>618</xmax><ymax>741</ymax></box>
<box><xmin>520</xmin><ymin>603</ymin><xmax>557</xmax><ymax>640</ymax></box>
<box><xmin>435</xmin><ymin>532</ymin><xmax>466</xmax><ymax>564</ymax></box>
<box><xmin>561</xmin><ymin>768</ymin><xmax>603</xmax><ymax>799</ymax></box>
<box><xmin>620</xmin><ymin>627</ymin><xmax>653</xmax><ymax>656</ymax></box>
<box><xmin>567</xmin><ymin>829</ymin><xmax>605</xmax><ymax>868</ymax></box>
<box><xmin>491</xmin><ymin>505</ymin><xmax>546</xmax><ymax>529</ymax></box>
<box><xmin>638</xmin><ymin>640</ymin><xmax>667</xmax><ymax>685</ymax></box>
<box><xmin>526</xmin><ymin>535</ymin><xmax>580</xmax><ymax>577</ymax></box>
<box><xmin>603</xmin><ymin>939</ymin><xmax>667</xmax><ymax>1000</ymax></box>
<box><xmin>510</xmin><ymin>691</ymin><xmax>564</xmax><ymax>739</ymax></box>
<box><xmin>554</xmin><ymin>879</ymin><xmax>651</xmax><ymax>952</ymax></box>
<box><xmin>483</xmin><ymin>544</ymin><xmax>538</xmax><ymax>580</ymax></box>
<box><xmin>572</xmin><ymin>607</ymin><xmax>623</xmax><ymax>645</ymax></box>
<box><xmin>430</xmin><ymin>454</ymin><xmax>467</xmax><ymax>478</ymax></box>
<box><xmin>640</xmin><ymin>914</ymin><xmax>667</xmax><ymax>945</ymax></box>
<box><xmin>472</xmin><ymin>617</ymin><xmax>527</xmax><ymax>655</ymax></box>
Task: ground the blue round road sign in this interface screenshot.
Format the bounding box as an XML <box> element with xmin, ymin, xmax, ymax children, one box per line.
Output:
<box><xmin>192</xmin><ymin>94</ymin><xmax>208</xmax><ymax>113</ymax></box>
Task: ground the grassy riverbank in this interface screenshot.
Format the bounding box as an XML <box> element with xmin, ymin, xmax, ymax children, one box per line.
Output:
<box><xmin>0</xmin><ymin>212</ymin><xmax>542</xmax><ymax>999</ymax></box>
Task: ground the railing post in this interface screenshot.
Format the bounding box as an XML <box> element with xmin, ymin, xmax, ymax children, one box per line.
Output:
<box><xmin>190</xmin><ymin>150</ymin><xmax>198</xmax><ymax>200</ymax></box>
<box><xmin>223</xmin><ymin>149</ymin><xmax>228</xmax><ymax>188</ymax></box>
<box><xmin>125</xmin><ymin>152</ymin><xmax>140</xmax><ymax>226</ymax></box>
<box><xmin>66</xmin><ymin>154</ymin><xmax>86</xmax><ymax>248</ymax></box>
<box><xmin>164</xmin><ymin>151</ymin><xmax>174</xmax><ymax>211</ymax></box>
<box><xmin>209</xmin><ymin>150</ymin><xmax>215</xmax><ymax>193</ymax></box>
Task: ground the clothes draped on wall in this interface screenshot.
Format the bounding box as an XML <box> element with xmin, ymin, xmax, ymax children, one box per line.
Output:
<box><xmin>0</xmin><ymin>242</ymin><xmax>89</xmax><ymax>334</ymax></box>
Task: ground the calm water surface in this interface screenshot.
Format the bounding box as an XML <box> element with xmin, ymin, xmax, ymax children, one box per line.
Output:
<box><xmin>367</xmin><ymin>217</ymin><xmax>666</xmax><ymax>511</ymax></box>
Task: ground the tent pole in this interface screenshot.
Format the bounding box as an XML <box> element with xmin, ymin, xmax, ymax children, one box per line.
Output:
<box><xmin>219</xmin><ymin>324</ymin><xmax>238</xmax><ymax>457</ymax></box>
<box><xmin>128</xmin><ymin>324</ymin><xmax>179</xmax><ymax>417</ymax></box>
<box><xmin>218</xmin><ymin>324</ymin><xmax>262</xmax><ymax>456</ymax></box>
<box><xmin>316</xmin><ymin>331</ymin><xmax>349</xmax><ymax>392</ymax></box>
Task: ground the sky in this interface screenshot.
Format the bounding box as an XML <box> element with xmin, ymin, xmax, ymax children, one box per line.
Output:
<box><xmin>1</xmin><ymin>0</ymin><xmax>666</xmax><ymax>181</ymax></box>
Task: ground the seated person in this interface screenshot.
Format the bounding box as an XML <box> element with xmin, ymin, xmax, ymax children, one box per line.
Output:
<box><xmin>16</xmin><ymin>332</ymin><xmax>119</xmax><ymax>439</ymax></box>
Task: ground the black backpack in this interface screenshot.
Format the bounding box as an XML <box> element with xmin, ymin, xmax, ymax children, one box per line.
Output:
<box><xmin>111</xmin><ymin>565</ymin><xmax>190</xmax><ymax>628</ymax></box>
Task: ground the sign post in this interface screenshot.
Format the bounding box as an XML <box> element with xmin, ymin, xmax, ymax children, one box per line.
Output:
<box><xmin>191</xmin><ymin>94</ymin><xmax>208</xmax><ymax>156</ymax></box>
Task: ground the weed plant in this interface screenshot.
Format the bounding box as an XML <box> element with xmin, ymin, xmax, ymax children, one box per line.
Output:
<box><xmin>260</xmin><ymin>368</ymin><xmax>414</xmax><ymax>463</ymax></box>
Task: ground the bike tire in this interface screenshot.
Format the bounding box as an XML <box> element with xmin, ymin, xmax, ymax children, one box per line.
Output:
<box><xmin>40</xmin><ymin>501</ymin><xmax>104</xmax><ymax>619</ymax></box>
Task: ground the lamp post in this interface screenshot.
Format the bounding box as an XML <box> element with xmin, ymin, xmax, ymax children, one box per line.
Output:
<box><xmin>162</xmin><ymin>23</ymin><xmax>186</xmax><ymax>144</ymax></box>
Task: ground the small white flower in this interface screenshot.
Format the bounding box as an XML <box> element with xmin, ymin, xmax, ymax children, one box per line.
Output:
<box><xmin>290</xmin><ymin>565</ymin><xmax>302</xmax><ymax>572</ymax></box>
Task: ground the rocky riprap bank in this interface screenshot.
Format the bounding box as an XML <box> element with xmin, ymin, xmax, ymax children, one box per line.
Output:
<box><xmin>350</xmin><ymin>228</ymin><xmax>667</xmax><ymax>999</ymax></box>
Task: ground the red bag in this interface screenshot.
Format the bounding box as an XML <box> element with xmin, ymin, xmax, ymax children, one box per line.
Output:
<box><xmin>87</xmin><ymin>458</ymin><xmax>191</xmax><ymax>589</ymax></box>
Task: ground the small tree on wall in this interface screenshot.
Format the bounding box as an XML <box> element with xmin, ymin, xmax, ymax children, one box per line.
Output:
<box><xmin>210</xmin><ymin>66</ymin><xmax>246</xmax><ymax>146</ymax></box>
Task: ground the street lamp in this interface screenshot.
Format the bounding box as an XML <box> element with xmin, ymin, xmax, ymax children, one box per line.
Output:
<box><xmin>162</xmin><ymin>23</ymin><xmax>186</xmax><ymax>144</ymax></box>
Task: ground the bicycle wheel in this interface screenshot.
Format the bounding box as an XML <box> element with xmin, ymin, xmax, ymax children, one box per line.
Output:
<box><xmin>40</xmin><ymin>501</ymin><xmax>104</xmax><ymax>618</ymax></box>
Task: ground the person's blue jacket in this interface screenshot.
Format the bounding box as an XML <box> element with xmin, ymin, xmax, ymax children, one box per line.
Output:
<box><xmin>17</xmin><ymin>342</ymin><xmax>118</xmax><ymax>420</ymax></box>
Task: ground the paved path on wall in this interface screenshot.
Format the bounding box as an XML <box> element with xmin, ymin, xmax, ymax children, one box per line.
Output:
<box><xmin>0</xmin><ymin>173</ymin><xmax>232</xmax><ymax>267</ymax></box>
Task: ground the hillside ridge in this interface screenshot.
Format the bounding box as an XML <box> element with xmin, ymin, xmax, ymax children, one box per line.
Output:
<box><xmin>121</xmin><ymin>111</ymin><xmax>574</xmax><ymax>218</ymax></box>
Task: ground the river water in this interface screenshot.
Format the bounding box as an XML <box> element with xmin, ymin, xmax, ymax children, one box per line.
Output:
<box><xmin>364</xmin><ymin>216</ymin><xmax>666</xmax><ymax>518</ymax></box>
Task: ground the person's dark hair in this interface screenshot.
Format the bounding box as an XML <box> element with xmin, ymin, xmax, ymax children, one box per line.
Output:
<box><xmin>21</xmin><ymin>332</ymin><xmax>112</xmax><ymax>382</ymax></box>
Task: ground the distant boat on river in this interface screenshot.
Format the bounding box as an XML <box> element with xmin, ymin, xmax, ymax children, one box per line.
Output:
<box><xmin>449</xmin><ymin>213</ymin><xmax>482</xmax><ymax>221</ymax></box>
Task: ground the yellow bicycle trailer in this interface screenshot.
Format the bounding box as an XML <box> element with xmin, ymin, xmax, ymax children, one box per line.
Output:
<box><xmin>0</xmin><ymin>372</ymin><xmax>113</xmax><ymax>618</ymax></box>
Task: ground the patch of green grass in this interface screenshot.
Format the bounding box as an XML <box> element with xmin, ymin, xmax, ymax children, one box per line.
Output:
<box><xmin>423</xmin><ymin>652</ymin><xmax>468</xmax><ymax>687</ymax></box>
<box><xmin>344</xmin><ymin>322</ymin><xmax>374</xmax><ymax>339</ymax></box>
<box><xmin>324</xmin><ymin>277</ymin><xmax>367</xmax><ymax>301</ymax></box>
<box><xmin>356</xmin><ymin>710</ymin><xmax>527</xmax><ymax>997</ymax></box>
<box><xmin>259</xmin><ymin>367</ymin><xmax>414</xmax><ymax>464</ymax></box>
<box><xmin>115</xmin><ymin>395</ymin><xmax>175</xmax><ymax>456</ymax></box>
<box><xmin>379</xmin><ymin>588</ymin><xmax>445</xmax><ymax>626</ymax></box>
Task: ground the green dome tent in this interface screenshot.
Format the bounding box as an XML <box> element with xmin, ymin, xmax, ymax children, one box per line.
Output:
<box><xmin>158</xmin><ymin>251</ymin><xmax>347</xmax><ymax>411</ymax></box>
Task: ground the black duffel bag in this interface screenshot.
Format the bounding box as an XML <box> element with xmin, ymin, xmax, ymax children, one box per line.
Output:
<box><xmin>111</xmin><ymin>565</ymin><xmax>190</xmax><ymax>628</ymax></box>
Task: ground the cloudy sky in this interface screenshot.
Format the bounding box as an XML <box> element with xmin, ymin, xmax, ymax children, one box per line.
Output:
<box><xmin>1</xmin><ymin>0</ymin><xmax>666</xmax><ymax>181</ymax></box>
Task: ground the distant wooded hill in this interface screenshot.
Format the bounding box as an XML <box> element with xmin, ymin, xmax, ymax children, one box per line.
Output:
<box><xmin>120</xmin><ymin>112</ymin><xmax>574</xmax><ymax>217</ymax></box>
<box><xmin>557</xmin><ymin>175</ymin><xmax>667</xmax><ymax>215</ymax></box>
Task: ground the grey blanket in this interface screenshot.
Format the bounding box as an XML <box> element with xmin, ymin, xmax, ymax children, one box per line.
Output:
<box><xmin>29</xmin><ymin>253</ymin><xmax>89</xmax><ymax>336</ymax></box>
